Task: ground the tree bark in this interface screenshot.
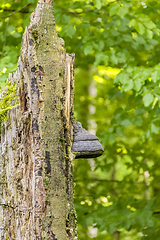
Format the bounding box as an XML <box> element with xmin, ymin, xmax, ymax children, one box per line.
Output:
<box><xmin>0</xmin><ymin>1</ymin><xmax>77</xmax><ymax>239</ymax></box>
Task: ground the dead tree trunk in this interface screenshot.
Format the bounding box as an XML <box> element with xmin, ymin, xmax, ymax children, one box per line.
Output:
<box><xmin>0</xmin><ymin>0</ymin><xmax>104</xmax><ymax>239</ymax></box>
<box><xmin>0</xmin><ymin>1</ymin><xmax>77</xmax><ymax>239</ymax></box>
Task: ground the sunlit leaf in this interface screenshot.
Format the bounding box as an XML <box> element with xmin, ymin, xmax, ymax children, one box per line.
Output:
<box><xmin>145</xmin><ymin>29</ymin><xmax>153</xmax><ymax>39</ymax></box>
<box><xmin>94</xmin><ymin>0</ymin><xmax>102</xmax><ymax>9</ymax></box>
<box><xmin>120</xmin><ymin>119</ymin><xmax>131</xmax><ymax>127</ymax></box>
<box><xmin>143</xmin><ymin>20</ymin><xmax>156</xmax><ymax>29</ymax></box>
<box><xmin>117</xmin><ymin>6</ymin><xmax>128</xmax><ymax>18</ymax></box>
<box><xmin>134</xmin><ymin>80</ymin><xmax>142</xmax><ymax>91</ymax></box>
<box><xmin>109</xmin><ymin>4</ymin><xmax>119</xmax><ymax>16</ymax></box>
<box><xmin>151</xmin><ymin>123</ymin><xmax>159</xmax><ymax>134</ymax></box>
<box><xmin>143</xmin><ymin>92</ymin><xmax>154</xmax><ymax>107</ymax></box>
<box><xmin>84</xmin><ymin>45</ymin><xmax>93</xmax><ymax>55</ymax></box>
<box><xmin>129</xmin><ymin>19</ymin><xmax>136</xmax><ymax>28</ymax></box>
<box><xmin>134</xmin><ymin>22</ymin><xmax>145</xmax><ymax>34</ymax></box>
<box><xmin>67</xmin><ymin>24</ymin><xmax>76</xmax><ymax>37</ymax></box>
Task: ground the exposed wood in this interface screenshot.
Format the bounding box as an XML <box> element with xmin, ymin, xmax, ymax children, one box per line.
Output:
<box><xmin>0</xmin><ymin>1</ymin><xmax>77</xmax><ymax>239</ymax></box>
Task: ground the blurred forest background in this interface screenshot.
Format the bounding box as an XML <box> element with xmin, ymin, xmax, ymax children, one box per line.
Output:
<box><xmin>1</xmin><ymin>0</ymin><xmax>160</xmax><ymax>239</ymax></box>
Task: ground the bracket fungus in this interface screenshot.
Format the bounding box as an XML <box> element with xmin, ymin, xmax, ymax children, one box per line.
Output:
<box><xmin>72</xmin><ymin>121</ymin><xmax>104</xmax><ymax>158</ymax></box>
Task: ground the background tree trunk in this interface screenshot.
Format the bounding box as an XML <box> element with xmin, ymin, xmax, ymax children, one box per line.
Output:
<box><xmin>0</xmin><ymin>1</ymin><xmax>77</xmax><ymax>239</ymax></box>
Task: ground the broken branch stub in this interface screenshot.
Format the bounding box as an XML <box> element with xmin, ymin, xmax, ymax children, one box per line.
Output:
<box><xmin>72</xmin><ymin>121</ymin><xmax>104</xmax><ymax>158</ymax></box>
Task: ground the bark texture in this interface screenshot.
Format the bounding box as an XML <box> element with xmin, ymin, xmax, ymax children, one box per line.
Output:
<box><xmin>0</xmin><ymin>1</ymin><xmax>76</xmax><ymax>239</ymax></box>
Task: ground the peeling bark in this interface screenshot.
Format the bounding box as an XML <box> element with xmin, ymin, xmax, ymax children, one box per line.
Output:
<box><xmin>0</xmin><ymin>1</ymin><xmax>77</xmax><ymax>239</ymax></box>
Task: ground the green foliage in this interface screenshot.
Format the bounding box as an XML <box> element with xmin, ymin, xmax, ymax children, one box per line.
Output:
<box><xmin>0</xmin><ymin>0</ymin><xmax>36</xmax><ymax>87</ymax></box>
<box><xmin>1</xmin><ymin>0</ymin><xmax>160</xmax><ymax>239</ymax></box>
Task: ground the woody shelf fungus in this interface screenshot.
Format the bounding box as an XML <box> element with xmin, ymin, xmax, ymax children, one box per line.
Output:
<box><xmin>72</xmin><ymin>121</ymin><xmax>104</xmax><ymax>159</ymax></box>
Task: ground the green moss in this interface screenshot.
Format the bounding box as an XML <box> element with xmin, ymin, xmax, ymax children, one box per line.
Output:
<box><xmin>32</xmin><ymin>30</ymin><xmax>38</xmax><ymax>41</ymax></box>
<box><xmin>43</xmin><ymin>176</ymin><xmax>50</xmax><ymax>187</ymax></box>
<box><xmin>60</xmin><ymin>137</ymin><xmax>66</xmax><ymax>142</ymax></box>
<box><xmin>0</xmin><ymin>81</ymin><xmax>19</xmax><ymax>135</ymax></box>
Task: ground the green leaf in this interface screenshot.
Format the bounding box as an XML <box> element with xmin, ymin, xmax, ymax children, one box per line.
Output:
<box><xmin>67</xmin><ymin>25</ymin><xmax>76</xmax><ymax>37</ymax></box>
<box><xmin>151</xmin><ymin>123</ymin><xmax>159</xmax><ymax>134</ymax></box>
<box><xmin>7</xmin><ymin>25</ymin><xmax>15</xmax><ymax>34</ymax></box>
<box><xmin>135</xmin><ymin>108</ymin><xmax>146</xmax><ymax>115</ymax></box>
<box><xmin>120</xmin><ymin>73</ymin><xmax>130</xmax><ymax>85</ymax></box>
<box><xmin>122</xmin><ymin>34</ymin><xmax>132</xmax><ymax>42</ymax></box>
<box><xmin>151</xmin><ymin>70</ymin><xmax>160</xmax><ymax>82</ymax></box>
<box><xmin>135</xmin><ymin>37</ymin><xmax>146</xmax><ymax>45</ymax></box>
<box><xmin>135</xmin><ymin>22</ymin><xmax>145</xmax><ymax>35</ymax></box>
<box><xmin>155</xmin><ymin>28</ymin><xmax>160</xmax><ymax>35</ymax></box>
<box><xmin>84</xmin><ymin>45</ymin><xmax>93</xmax><ymax>55</ymax></box>
<box><xmin>132</xmin><ymin>116</ymin><xmax>143</xmax><ymax>126</ymax></box>
<box><xmin>143</xmin><ymin>92</ymin><xmax>154</xmax><ymax>107</ymax></box>
<box><xmin>110</xmin><ymin>54</ymin><xmax>118</xmax><ymax>65</ymax></box>
<box><xmin>12</xmin><ymin>32</ymin><xmax>21</xmax><ymax>38</ymax></box>
<box><xmin>109</xmin><ymin>4</ymin><xmax>119</xmax><ymax>16</ymax></box>
<box><xmin>94</xmin><ymin>53</ymin><xmax>108</xmax><ymax>66</ymax></box>
<box><xmin>134</xmin><ymin>80</ymin><xmax>142</xmax><ymax>91</ymax></box>
<box><xmin>110</xmin><ymin>29</ymin><xmax>120</xmax><ymax>37</ymax></box>
<box><xmin>148</xmin><ymin>39</ymin><xmax>159</xmax><ymax>46</ymax></box>
<box><xmin>99</xmin><ymin>40</ymin><xmax>105</xmax><ymax>50</ymax></box>
<box><xmin>120</xmin><ymin>119</ymin><xmax>131</xmax><ymax>127</ymax></box>
<box><xmin>108</xmin><ymin>224</ymin><xmax>116</xmax><ymax>234</ymax></box>
<box><xmin>152</xmin><ymin>97</ymin><xmax>158</xmax><ymax>108</ymax></box>
<box><xmin>108</xmin><ymin>126</ymin><xmax>114</xmax><ymax>133</ymax></box>
<box><xmin>145</xmin><ymin>29</ymin><xmax>153</xmax><ymax>39</ymax></box>
<box><xmin>116</xmin><ymin>126</ymin><xmax>124</xmax><ymax>136</ymax></box>
<box><xmin>129</xmin><ymin>19</ymin><xmax>136</xmax><ymax>28</ymax></box>
<box><xmin>143</xmin><ymin>20</ymin><xmax>156</xmax><ymax>29</ymax></box>
<box><xmin>146</xmin><ymin>129</ymin><xmax>152</xmax><ymax>140</ymax></box>
<box><xmin>124</xmin><ymin>79</ymin><xmax>134</xmax><ymax>92</ymax></box>
<box><xmin>94</xmin><ymin>0</ymin><xmax>102</xmax><ymax>9</ymax></box>
<box><xmin>117</xmin><ymin>6</ymin><xmax>128</xmax><ymax>18</ymax></box>
<box><xmin>108</xmin><ymin>133</ymin><xmax>116</xmax><ymax>143</ymax></box>
<box><xmin>62</xmin><ymin>14</ymin><xmax>71</xmax><ymax>23</ymax></box>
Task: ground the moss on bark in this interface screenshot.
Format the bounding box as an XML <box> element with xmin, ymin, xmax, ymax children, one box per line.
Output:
<box><xmin>0</xmin><ymin>1</ymin><xmax>77</xmax><ymax>240</ymax></box>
